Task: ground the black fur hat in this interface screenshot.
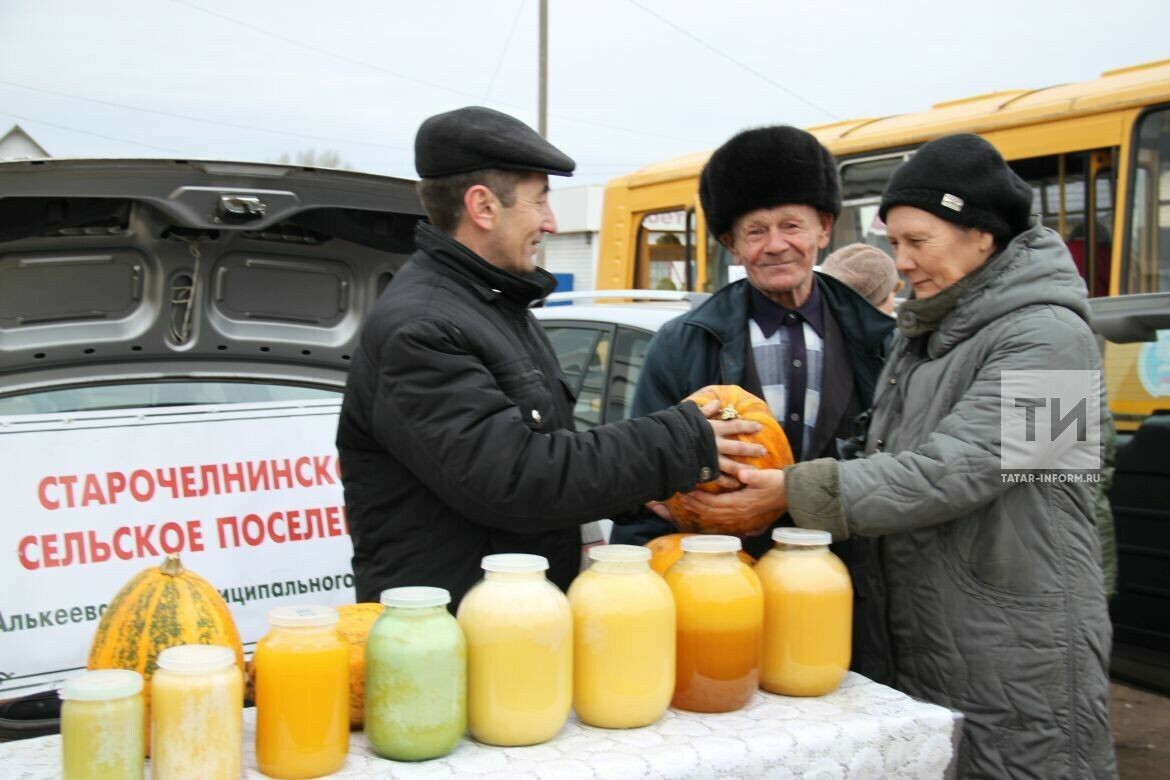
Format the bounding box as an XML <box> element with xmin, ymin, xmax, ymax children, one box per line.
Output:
<box><xmin>699</xmin><ymin>125</ymin><xmax>841</xmax><ymax>240</ymax></box>
<box><xmin>878</xmin><ymin>133</ymin><xmax>1032</xmax><ymax>242</ymax></box>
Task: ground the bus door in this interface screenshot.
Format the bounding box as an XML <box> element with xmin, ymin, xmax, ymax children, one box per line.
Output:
<box><xmin>1099</xmin><ymin>104</ymin><xmax>1170</xmax><ymax>432</ymax></box>
<box><xmin>1096</xmin><ymin>104</ymin><xmax>1170</xmax><ymax>692</ymax></box>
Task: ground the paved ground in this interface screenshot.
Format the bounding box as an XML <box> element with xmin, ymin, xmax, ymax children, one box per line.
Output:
<box><xmin>1111</xmin><ymin>681</ymin><xmax>1170</xmax><ymax>779</ymax></box>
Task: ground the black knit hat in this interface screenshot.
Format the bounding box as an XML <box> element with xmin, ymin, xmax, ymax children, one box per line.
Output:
<box><xmin>700</xmin><ymin>125</ymin><xmax>840</xmax><ymax>239</ymax></box>
<box><xmin>415</xmin><ymin>106</ymin><xmax>575</xmax><ymax>178</ymax></box>
<box><xmin>879</xmin><ymin>134</ymin><xmax>1033</xmax><ymax>242</ymax></box>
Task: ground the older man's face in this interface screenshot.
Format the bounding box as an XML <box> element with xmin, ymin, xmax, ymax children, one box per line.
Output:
<box><xmin>724</xmin><ymin>204</ymin><xmax>832</xmax><ymax>306</ymax></box>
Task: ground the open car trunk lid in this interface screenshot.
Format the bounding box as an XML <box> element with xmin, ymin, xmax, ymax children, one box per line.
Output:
<box><xmin>0</xmin><ymin>157</ymin><xmax>424</xmax><ymax>406</ymax></box>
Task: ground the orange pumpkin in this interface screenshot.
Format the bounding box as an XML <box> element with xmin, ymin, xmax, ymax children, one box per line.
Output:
<box><xmin>336</xmin><ymin>602</ymin><xmax>384</xmax><ymax>728</ymax></box>
<box><xmin>665</xmin><ymin>385</ymin><xmax>794</xmax><ymax>535</ymax></box>
<box><xmin>645</xmin><ymin>533</ymin><xmax>755</xmax><ymax>576</ymax></box>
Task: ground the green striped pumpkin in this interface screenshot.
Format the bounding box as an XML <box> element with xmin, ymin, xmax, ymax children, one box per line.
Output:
<box><xmin>87</xmin><ymin>554</ymin><xmax>244</xmax><ymax>752</ymax></box>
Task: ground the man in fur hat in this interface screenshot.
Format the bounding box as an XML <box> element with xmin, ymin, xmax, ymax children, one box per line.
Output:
<box><xmin>611</xmin><ymin>125</ymin><xmax>896</xmax><ymax>681</ymax></box>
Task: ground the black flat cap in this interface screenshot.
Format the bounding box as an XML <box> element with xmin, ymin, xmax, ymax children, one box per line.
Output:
<box><xmin>415</xmin><ymin>106</ymin><xmax>576</xmax><ymax>179</ymax></box>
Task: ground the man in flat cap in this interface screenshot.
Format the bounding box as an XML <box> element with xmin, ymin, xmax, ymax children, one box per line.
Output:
<box><xmin>337</xmin><ymin>106</ymin><xmax>762</xmax><ymax>608</ymax></box>
<box><xmin>611</xmin><ymin>125</ymin><xmax>896</xmax><ymax>681</ymax></box>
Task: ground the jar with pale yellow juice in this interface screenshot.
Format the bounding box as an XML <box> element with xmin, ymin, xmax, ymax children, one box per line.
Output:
<box><xmin>456</xmin><ymin>553</ymin><xmax>572</xmax><ymax>746</ymax></box>
<box><xmin>60</xmin><ymin>669</ymin><xmax>144</xmax><ymax>779</ymax></box>
<box><xmin>568</xmin><ymin>544</ymin><xmax>675</xmax><ymax>728</ymax></box>
<box><xmin>254</xmin><ymin>605</ymin><xmax>349</xmax><ymax>778</ymax></box>
<box><xmin>756</xmin><ymin>527</ymin><xmax>853</xmax><ymax>696</ymax></box>
<box><xmin>664</xmin><ymin>534</ymin><xmax>764</xmax><ymax>713</ymax></box>
<box><xmin>151</xmin><ymin>644</ymin><xmax>242</xmax><ymax>780</ymax></box>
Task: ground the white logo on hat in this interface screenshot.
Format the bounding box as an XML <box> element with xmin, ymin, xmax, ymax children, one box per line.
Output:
<box><xmin>941</xmin><ymin>193</ymin><xmax>964</xmax><ymax>212</ymax></box>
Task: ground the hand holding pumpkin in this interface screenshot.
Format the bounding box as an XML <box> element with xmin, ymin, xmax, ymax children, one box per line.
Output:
<box><xmin>674</xmin><ymin>467</ymin><xmax>789</xmax><ymax>536</ymax></box>
<box><xmin>668</xmin><ymin>385</ymin><xmax>794</xmax><ymax>535</ymax></box>
<box><xmin>698</xmin><ymin>397</ymin><xmax>769</xmax><ymax>488</ymax></box>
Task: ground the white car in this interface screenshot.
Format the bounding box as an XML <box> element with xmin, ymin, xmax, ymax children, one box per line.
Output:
<box><xmin>531</xmin><ymin>290</ymin><xmax>709</xmax><ymax>550</ymax></box>
<box><xmin>531</xmin><ymin>289</ymin><xmax>708</xmax><ymax>431</ymax></box>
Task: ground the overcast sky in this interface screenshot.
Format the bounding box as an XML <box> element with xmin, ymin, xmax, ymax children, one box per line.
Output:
<box><xmin>2</xmin><ymin>0</ymin><xmax>1168</xmax><ymax>186</ymax></box>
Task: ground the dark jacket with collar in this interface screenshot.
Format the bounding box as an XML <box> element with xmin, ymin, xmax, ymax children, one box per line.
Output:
<box><xmin>611</xmin><ymin>271</ymin><xmax>895</xmax><ymax>681</ymax></box>
<box><xmin>337</xmin><ymin>223</ymin><xmax>719</xmax><ymax>608</ymax></box>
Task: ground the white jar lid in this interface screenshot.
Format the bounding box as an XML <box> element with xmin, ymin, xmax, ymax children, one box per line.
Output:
<box><xmin>482</xmin><ymin>553</ymin><xmax>548</xmax><ymax>573</ymax></box>
<box><xmin>588</xmin><ymin>544</ymin><xmax>651</xmax><ymax>563</ymax></box>
<box><xmin>773</xmin><ymin>528</ymin><xmax>832</xmax><ymax>546</ymax></box>
<box><xmin>381</xmin><ymin>586</ymin><xmax>450</xmax><ymax>609</ymax></box>
<box><xmin>680</xmin><ymin>535</ymin><xmax>742</xmax><ymax>553</ymax></box>
<box><xmin>59</xmin><ymin>669</ymin><xmax>143</xmax><ymax>701</ymax></box>
<box><xmin>156</xmin><ymin>644</ymin><xmax>236</xmax><ymax>674</ymax></box>
<box><xmin>268</xmin><ymin>605</ymin><xmax>340</xmax><ymax>629</ymax></box>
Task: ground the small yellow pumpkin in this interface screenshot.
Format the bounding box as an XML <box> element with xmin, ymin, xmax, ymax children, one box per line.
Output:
<box><xmin>87</xmin><ymin>554</ymin><xmax>244</xmax><ymax>753</ymax></box>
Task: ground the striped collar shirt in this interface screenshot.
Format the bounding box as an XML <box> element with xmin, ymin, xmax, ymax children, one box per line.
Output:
<box><xmin>748</xmin><ymin>282</ymin><xmax>825</xmax><ymax>460</ymax></box>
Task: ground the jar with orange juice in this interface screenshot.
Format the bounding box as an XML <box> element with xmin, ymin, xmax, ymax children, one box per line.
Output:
<box><xmin>755</xmin><ymin>528</ymin><xmax>852</xmax><ymax>696</ymax></box>
<box><xmin>456</xmin><ymin>554</ymin><xmax>572</xmax><ymax>746</ymax></box>
<box><xmin>253</xmin><ymin>605</ymin><xmax>349</xmax><ymax>778</ymax></box>
<box><xmin>664</xmin><ymin>535</ymin><xmax>763</xmax><ymax>713</ymax></box>
<box><xmin>568</xmin><ymin>544</ymin><xmax>674</xmax><ymax>728</ymax></box>
<box><xmin>151</xmin><ymin>644</ymin><xmax>242</xmax><ymax>780</ymax></box>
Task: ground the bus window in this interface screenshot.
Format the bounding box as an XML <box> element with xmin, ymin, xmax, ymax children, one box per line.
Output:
<box><xmin>832</xmin><ymin>154</ymin><xmax>909</xmax><ymax>255</ymax></box>
<box><xmin>1090</xmin><ymin>158</ymin><xmax>1116</xmax><ymax>299</ymax></box>
<box><xmin>636</xmin><ymin>210</ymin><xmax>695</xmax><ymax>291</ymax></box>
<box><xmin>1126</xmin><ymin>107</ymin><xmax>1170</xmax><ymax>294</ymax></box>
<box><xmin>1010</xmin><ymin>150</ymin><xmax>1116</xmax><ymax>297</ymax></box>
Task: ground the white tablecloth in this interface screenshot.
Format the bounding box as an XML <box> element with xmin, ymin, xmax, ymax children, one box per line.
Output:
<box><xmin>1</xmin><ymin>673</ymin><xmax>956</xmax><ymax>779</ymax></box>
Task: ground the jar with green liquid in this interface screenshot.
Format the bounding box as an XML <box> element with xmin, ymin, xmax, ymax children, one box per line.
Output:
<box><xmin>364</xmin><ymin>586</ymin><xmax>466</xmax><ymax>761</ymax></box>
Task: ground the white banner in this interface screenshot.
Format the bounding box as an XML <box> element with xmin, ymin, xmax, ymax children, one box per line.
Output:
<box><xmin>0</xmin><ymin>400</ymin><xmax>352</xmax><ymax>698</ymax></box>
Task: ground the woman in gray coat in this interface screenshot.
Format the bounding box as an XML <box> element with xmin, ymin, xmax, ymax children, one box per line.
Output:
<box><xmin>677</xmin><ymin>134</ymin><xmax>1116</xmax><ymax>778</ymax></box>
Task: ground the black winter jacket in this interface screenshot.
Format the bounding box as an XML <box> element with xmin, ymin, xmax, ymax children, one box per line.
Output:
<box><xmin>337</xmin><ymin>223</ymin><xmax>719</xmax><ymax>607</ymax></box>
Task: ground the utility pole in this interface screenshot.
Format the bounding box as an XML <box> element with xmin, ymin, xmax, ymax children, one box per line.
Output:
<box><xmin>537</xmin><ymin>0</ymin><xmax>549</xmax><ymax>271</ymax></box>
<box><xmin>538</xmin><ymin>0</ymin><xmax>548</xmax><ymax>138</ymax></box>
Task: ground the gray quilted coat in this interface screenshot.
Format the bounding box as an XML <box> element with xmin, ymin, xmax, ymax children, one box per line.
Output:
<box><xmin>788</xmin><ymin>224</ymin><xmax>1116</xmax><ymax>778</ymax></box>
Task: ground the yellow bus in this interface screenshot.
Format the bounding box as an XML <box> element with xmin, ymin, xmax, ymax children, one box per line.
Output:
<box><xmin>595</xmin><ymin>58</ymin><xmax>1170</xmax><ymax>690</ymax></box>
<box><xmin>595</xmin><ymin>58</ymin><xmax>1170</xmax><ymax>433</ymax></box>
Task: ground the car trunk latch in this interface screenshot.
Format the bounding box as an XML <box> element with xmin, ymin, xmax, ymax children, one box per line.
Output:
<box><xmin>216</xmin><ymin>194</ymin><xmax>267</xmax><ymax>224</ymax></box>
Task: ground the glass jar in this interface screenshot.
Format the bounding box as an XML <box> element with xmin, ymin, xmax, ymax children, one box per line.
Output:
<box><xmin>568</xmin><ymin>544</ymin><xmax>675</xmax><ymax>728</ymax></box>
<box><xmin>755</xmin><ymin>528</ymin><xmax>853</xmax><ymax>696</ymax></box>
<box><xmin>664</xmin><ymin>535</ymin><xmax>764</xmax><ymax>713</ymax></box>
<box><xmin>253</xmin><ymin>605</ymin><xmax>349</xmax><ymax>778</ymax></box>
<box><xmin>151</xmin><ymin>644</ymin><xmax>243</xmax><ymax>780</ymax></box>
<box><xmin>60</xmin><ymin>669</ymin><xmax>145</xmax><ymax>779</ymax></box>
<box><xmin>365</xmin><ymin>587</ymin><xmax>466</xmax><ymax>760</ymax></box>
<box><xmin>456</xmin><ymin>554</ymin><xmax>572</xmax><ymax>746</ymax></box>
